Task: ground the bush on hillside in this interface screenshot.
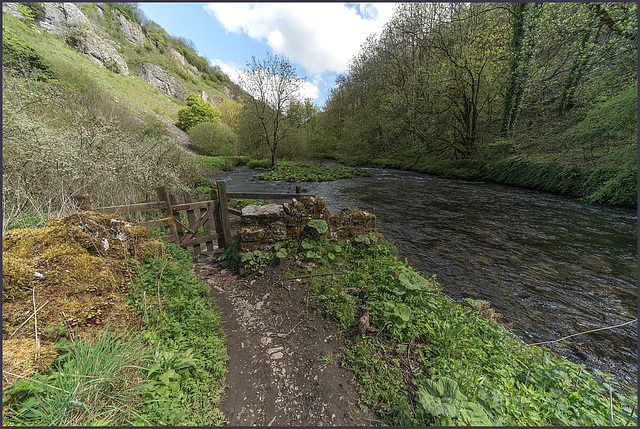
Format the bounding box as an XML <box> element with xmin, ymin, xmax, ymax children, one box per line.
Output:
<box><xmin>188</xmin><ymin>122</ymin><xmax>238</xmax><ymax>156</ymax></box>
<box><xmin>2</xmin><ymin>28</ymin><xmax>55</xmax><ymax>81</ymax></box>
<box><xmin>177</xmin><ymin>93</ymin><xmax>221</xmax><ymax>131</ymax></box>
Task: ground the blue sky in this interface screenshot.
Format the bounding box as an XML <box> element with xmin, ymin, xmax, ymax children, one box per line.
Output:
<box><xmin>137</xmin><ymin>3</ymin><xmax>398</xmax><ymax>107</ymax></box>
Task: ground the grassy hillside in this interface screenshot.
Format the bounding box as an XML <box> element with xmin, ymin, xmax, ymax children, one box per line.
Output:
<box><xmin>2</xmin><ymin>3</ymin><xmax>246</xmax><ymax>231</ymax></box>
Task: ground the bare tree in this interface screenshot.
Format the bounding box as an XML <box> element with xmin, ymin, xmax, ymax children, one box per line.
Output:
<box><xmin>238</xmin><ymin>53</ymin><xmax>304</xmax><ymax>168</ymax></box>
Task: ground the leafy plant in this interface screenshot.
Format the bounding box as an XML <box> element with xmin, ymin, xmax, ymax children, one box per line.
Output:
<box><xmin>415</xmin><ymin>377</ymin><xmax>493</xmax><ymax>426</ymax></box>
<box><xmin>177</xmin><ymin>93</ymin><xmax>221</xmax><ymax>131</ymax></box>
<box><xmin>253</xmin><ymin>160</ymin><xmax>371</xmax><ymax>182</ymax></box>
<box><xmin>240</xmin><ymin>249</ymin><xmax>269</xmax><ymax>276</ymax></box>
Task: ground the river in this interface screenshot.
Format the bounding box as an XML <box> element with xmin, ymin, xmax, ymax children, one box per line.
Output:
<box><xmin>215</xmin><ymin>165</ymin><xmax>638</xmax><ymax>388</ymax></box>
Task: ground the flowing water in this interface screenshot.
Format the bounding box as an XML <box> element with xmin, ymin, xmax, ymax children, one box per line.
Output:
<box><xmin>215</xmin><ymin>166</ymin><xmax>638</xmax><ymax>388</ymax></box>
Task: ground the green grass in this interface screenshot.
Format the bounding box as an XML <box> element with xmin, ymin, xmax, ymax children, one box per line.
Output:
<box><xmin>191</xmin><ymin>155</ymin><xmax>249</xmax><ymax>176</ymax></box>
<box><xmin>254</xmin><ymin>234</ymin><xmax>638</xmax><ymax>426</ymax></box>
<box><xmin>2</xmin><ymin>330</ymin><xmax>150</xmax><ymax>426</ymax></box>
<box><xmin>127</xmin><ymin>242</ymin><xmax>228</xmax><ymax>425</ymax></box>
<box><xmin>251</xmin><ymin>160</ymin><xmax>371</xmax><ymax>182</ymax></box>
<box><xmin>3</xmin><ymin>242</ymin><xmax>229</xmax><ymax>426</ymax></box>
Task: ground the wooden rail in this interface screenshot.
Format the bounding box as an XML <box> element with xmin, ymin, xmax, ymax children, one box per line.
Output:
<box><xmin>79</xmin><ymin>182</ymin><xmax>316</xmax><ymax>256</ymax></box>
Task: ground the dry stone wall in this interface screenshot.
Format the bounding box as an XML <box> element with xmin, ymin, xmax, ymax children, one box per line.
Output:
<box><xmin>239</xmin><ymin>196</ymin><xmax>376</xmax><ymax>251</ymax></box>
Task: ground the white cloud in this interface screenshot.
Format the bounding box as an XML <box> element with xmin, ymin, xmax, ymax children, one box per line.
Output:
<box><xmin>204</xmin><ymin>3</ymin><xmax>397</xmax><ymax>76</ymax></box>
<box><xmin>210</xmin><ymin>58</ymin><xmax>243</xmax><ymax>82</ymax></box>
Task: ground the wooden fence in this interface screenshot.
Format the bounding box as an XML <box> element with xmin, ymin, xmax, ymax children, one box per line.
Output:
<box><xmin>76</xmin><ymin>181</ymin><xmax>314</xmax><ymax>256</ymax></box>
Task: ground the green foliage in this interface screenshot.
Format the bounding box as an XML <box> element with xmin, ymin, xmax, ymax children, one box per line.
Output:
<box><xmin>247</xmin><ymin>159</ymin><xmax>274</xmax><ymax>170</ymax></box>
<box><xmin>103</xmin><ymin>59</ymin><xmax>121</xmax><ymax>74</ymax></box>
<box><xmin>415</xmin><ymin>377</ymin><xmax>493</xmax><ymax>426</ymax></box>
<box><xmin>253</xmin><ymin>161</ymin><xmax>371</xmax><ymax>182</ymax></box>
<box><xmin>177</xmin><ymin>93</ymin><xmax>221</xmax><ymax>131</ymax></box>
<box><xmin>2</xmin><ymin>27</ymin><xmax>55</xmax><ymax>81</ymax></box>
<box><xmin>130</xmin><ymin>243</ymin><xmax>227</xmax><ymax>425</ymax></box>
<box><xmin>219</xmin><ymin>237</ymin><xmax>242</xmax><ymax>272</ymax></box>
<box><xmin>188</xmin><ymin>121</ymin><xmax>239</xmax><ymax>156</ymax></box>
<box><xmin>239</xmin><ymin>249</ymin><xmax>270</xmax><ymax>276</ymax></box>
<box><xmin>298</xmin><ymin>233</ymin><xmax>637</xmax><ymax>426</ymax></box>
<box><xmin>228</xmin><ymin>198</ymin><xmax>272</xmax><ymax>210</ymax></box>
<box><xmin>563</xmin><ymin>86</ymin><xmax>637</xmax><ymax>157</ymax></box>
<box><xmin>190</xmin><ymin>155</ymin><xmax>248</xmax><ymax>175</ymax></box>
<box><xmin>3</xmin><ymin>331</ymin><xmax>149</xmax><ymax>426</ymax></box>
<box><xmin>318</xmin><ymin>3</ymin><xmax>636</xmax><ymax>207</ymax></box>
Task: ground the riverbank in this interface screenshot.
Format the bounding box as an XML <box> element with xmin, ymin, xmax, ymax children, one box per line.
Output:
<box><xmin>220</xmin><ymin>227</ymin><xmax>637</xmax><ymax>425</ymax></box>
<box><xmin>328</xmin><ymin>148</ymin><xmax>637</xmax><ymax>208</ymax></box>
<box><xmin>3</xmin><ymin>211</ymin><xmax>637</xmax><ymax>425</ymax></box>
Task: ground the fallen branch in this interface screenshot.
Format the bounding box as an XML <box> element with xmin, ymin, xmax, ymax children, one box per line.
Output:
<box><xmin>284</xmin><ymin>320</ymin><xmax>304</xmax><ymax>338</ymax></box>
<box><xmin>10</xmin><ymin>301</ymin><xmax>49</xmax><ymax>338</ymax></box>
<box><xmin>2</xmin><ymin>371</ymin><xmax>70</xmax><ymax>393</ymax></box>
<box><xmin>526</xmin><ymin>318</ymin><xmax>638</xmax><ymax>347</ymax></box>
<box><xmin>32</xmin><ymin>288</ymin><xmax>40</xmax><ymax>362</ymax></box>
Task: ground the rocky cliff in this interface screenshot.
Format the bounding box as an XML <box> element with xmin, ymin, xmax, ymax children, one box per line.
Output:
<box><xmin>2</xmin><ymin>2</ymin><xmax>241</xmax><ymax>109</ymax></box>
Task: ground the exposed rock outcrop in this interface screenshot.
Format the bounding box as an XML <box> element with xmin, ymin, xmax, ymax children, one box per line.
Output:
<box><xmin>20</xmin><ymin>2</ymin><xmax>130</xmax><ymax>75</ymax></box>
<box><xmin>112</xmin><ymin>9</ymin><xmax>146</xmax><ymax>45</ymax></box>
<box><xmin>200</xmin><ymin>90</ymin><xmax>218</xmax><ymax>108</ymax></box>
<box><xmin>139</xmin><ymin>63</ymin><xmax>187</xmax><ymax>100</ymax></box>
<box><xmin>2</xmin><ymin>3</ymin><xmax>25</xmax><ymax>19</ymax></box>
<box><xmin>78</xmin><ymin>32</ymin><xmax>129</xmax><ymax>75</ymax></box>
<box><xmin>167</xmin><ymin>47</ymin><xmax>187</xmax><ymax>66</ymax></box>
<box><xmin>38</xmin><ymin>2</ymin><xmax>92</xmax><ymax>34</ymax></box>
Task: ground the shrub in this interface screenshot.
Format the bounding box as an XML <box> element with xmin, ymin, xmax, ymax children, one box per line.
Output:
<box><xmin>188</xmin><ymin>122</ymin><xmax>238</xmax><ymax>156</ymax></box>
<box><xmin>2</xmin><ymin>28</ymin><xmax>55</xmax><ymax>81</ymax></box>
<box><xmin>177</xmin><ymin>93</ymin><xmax>221</xmax><ymax>131</ymax></box>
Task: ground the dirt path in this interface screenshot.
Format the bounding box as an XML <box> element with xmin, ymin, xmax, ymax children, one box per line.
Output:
<box><xmin>192</xmin><ymin>255</ymin><xmax>377</xmax><ymax>426</ymax></box>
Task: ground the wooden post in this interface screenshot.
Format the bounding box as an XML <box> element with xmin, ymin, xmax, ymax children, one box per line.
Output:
<box><xmin>199</xmin><ymin>190</ymin><xmax>215</xmax><ymax>253</ymax></box>
<box><xmin>213</xmin><ymin>181</ymin><xmax>232</xmax><ymax>249</ymax></box>
<box><xmin>168</xmin><ymin>192</ymin><xmax>184</xmax><ymax>244</ymax></box>
<box><xmin>156</xmin><ymin>186</ymin><xmax>178</xmax><ymax>244</ymax></box>
<box><xmin>72</xmin><ymin>194</ymin><xmax>95</xmax><ymax>211</ymax></box>
<box><xmin>184</xmin><ymin>192</ymin><xmax>201</xmax><ymax>256</ymax></box>
<box><xmin>296</xmin><ymin>184</ymin><xmax>302</xmax><ymax>195</ymax></box>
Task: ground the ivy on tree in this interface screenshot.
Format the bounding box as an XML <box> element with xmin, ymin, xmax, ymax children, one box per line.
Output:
<box><xmin>177</xmin><ymin>92</ymin><xmax>221</xmax><ymax>131</ymax></box>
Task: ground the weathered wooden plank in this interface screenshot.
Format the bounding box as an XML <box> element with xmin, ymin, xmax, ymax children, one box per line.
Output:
<box><xmin>199</xmin><ymin>190</ymin><xmax>215</xmax><ymax>253</ymax></box>
<box><xmin>229</xmin><ymin>208</ymin><xmax>242</xmax><ymax>216</ymax></box>
<box><xmin>215</xmin><ymin>181</ymin><xmax>232</xmax><ymax>249</ymax></box>
<box><xmin>226</xmin><ymin>192</ymin><xmax>315</xmax><ymax>200</ymax></box>
<box><xmin>95</xmin><ymin>201</ymin><xmax>167</xmax><ymax>215</ymax></box>
<box><xmin>156</xmin><ymin>186</ymin><xmax>178</xmax><ymax>244</ymax></box>
<box><xmin>170</xmin><ymin>200</ymin><xmax>215</xmax><ymax>212</ymax></box>
<box><xmin>180</xmin><ymin>234</ymin><xmax>219</xmax><ymax>246</ymax></box>
<box><xmin>179</xmin><ymin>206</ymin><xmax>212</xmax><ymax>247</ymax></box>
<box><xmin>168</xmin><ymin>193</ymin><xmax>184</xmax><ymax>242</ymax></box>
<box><xmin>184</xmin><ymin>192</ymin><xmax>201</xmax><ymax>256</ymax></box>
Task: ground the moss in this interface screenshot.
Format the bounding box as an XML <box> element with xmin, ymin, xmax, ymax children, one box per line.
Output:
<box><xmin>2</xmin><ymin>212</ymin><xmax>164</xmax><ymax>372</ymax></box>
<box><xmin>2</xmin><ymin>256</ymin><xmax>36</xmax><ymax>301</ymax></box>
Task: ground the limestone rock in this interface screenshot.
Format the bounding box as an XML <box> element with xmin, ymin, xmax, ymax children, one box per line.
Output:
<box><xmin>139</xmin><ymin>63</ymin><xmax>187</xmax><ymax>100</ymax></box>
<box><xmin>167</xmin><ymin>47</ymin><xmax>187</xmax><ymax>66</ymax></box>
<box><xmin>112</xmin><ymin>9</ymin><xmax>146</xmax><ymax>45</ymax></box>
<box><xmin>79</xmin><ymin>32</ymin><xmax>129</xmax><ymax>75</ymax></box>
<box><xmin>199</xmin><ymin>90</ymin><xmax>217</xmax><ymax>108</ymax></box>
<box><xmin>38</xmin><ymin>3</ymin><xmax>92</xmax><ymax>34</ymax></box>
<box><xmin>2</xmin><ymin>3</ymin><xmax>25</xmax><ymax>19</ymax></box>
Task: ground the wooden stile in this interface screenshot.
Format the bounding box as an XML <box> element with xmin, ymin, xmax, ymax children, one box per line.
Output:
<box><xmin>92</xmin><ymin>182</ymin><xmax>310</xmax><ymax>256</ymax></box>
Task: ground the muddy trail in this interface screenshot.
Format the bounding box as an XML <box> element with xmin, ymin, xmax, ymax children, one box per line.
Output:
<box><xmin>192</xmin><ymin>254</ymin><xmax>377</xmax><ymax>426</ymax></box>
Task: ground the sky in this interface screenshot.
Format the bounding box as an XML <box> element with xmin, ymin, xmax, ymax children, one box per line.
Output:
<box><xmin>137</xmin><ymin>2</ymin><xmax>399</xmax><ymax>107</ymax></box>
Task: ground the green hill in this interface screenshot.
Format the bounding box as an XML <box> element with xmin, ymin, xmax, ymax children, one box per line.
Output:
<box><xmin>2</xmin><ymin>2</ymin><xmax>246</xmax><ymax>231</ymax></box>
